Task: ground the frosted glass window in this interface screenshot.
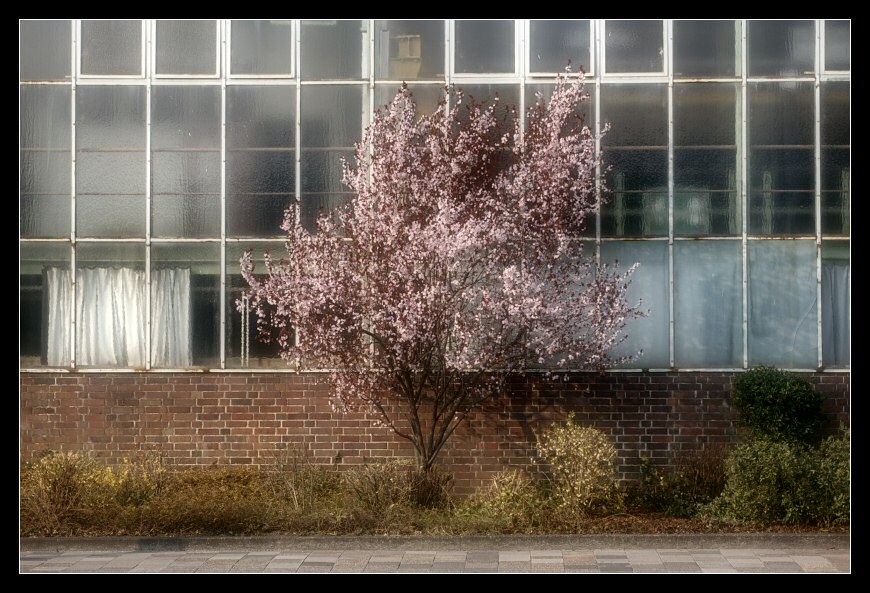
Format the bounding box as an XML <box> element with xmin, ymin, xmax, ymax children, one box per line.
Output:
<box><xmin>747</xmin><ymin>20</ymin><xmax>814</xmax><ymax>76</ymax></box>
<box><xmin>825</xmin><ymin>20</ymin><xmax>850</xmax><ymax>71</ymax></box>
<box><xmin>674</xmin><ymin>84</ymin><xmax>739</xmax><ymax>236</ymax></box>
<box><xmin>152</xmin><ymin>196</ymin><xmax>220</xmax><ymax>238</ymax></box>
<box><xmin>454</xmin><ymin>20</ymin><xmax>515</xmax><ymax>74</ymax></box>
<box><xmin>605</xmin><ymin>20</ymin><xmax>663</xmax><ymax>73</ymax></box>
<box><xmin>301</xmin><ymin>86</ymin><xmax>362</xmax><ymax>148</ymax></box>
<box><xmin>76</xmin><ymin>86</ymin><xmax>146</xmax><ymax>149</ymax></box>
<box><xmin>748</xmin><ymin>241</ymin><xmax>817</xmax><ymax>367</ymax></box>
<box><xmin>225</xmin><ymin>243</ymin><xmax>286</xmax><ymax>368</ymax></box>
<box><xmin>20</xmin><ymin>85</ymin><xmax>71</xmax><ymax>238</ymax></box>
<box><xmin>302</xmin><ymin>20</ymin><xmax>364</xmax><ymax>80</ymax></box>
<box><xmin>600</xmin><ymin>241</ymin><xmax>669</xmax><ymax>368</ymax></box>
<box><xmin>375</xmin><ymin>20</ymin><xmax>444</xmax><ymax>80</ymax></box>
<box><xmin>601</xmin><ymin>84</ymin><xmax>667</xmax><ymax>237</ymax></box>
<box><xmin>821</xmin><ymin>82</ymin><xmax>850</xmax><ymax>236</ymax></box>
<box><xmin>375</xmin><ymin>84</ymin><xmax>443</xmax><ymax>116</ymax></box>
<box><xmin>227</xmin><ymin>86</ymin><xmax>296</xmax><ymax>237</ymax></box>
<box><xmin>302</xmin><ymin>21</ymin><xmax>364</xmax><ymax>80</ymax></box>
<box><xmin>748</xmin><ymin>82</ymin><xmax>815</xmax><ymax>235</ymax></box>
<box><xmin>821</xmin><ymin>241</ymin><xmax>850</xmax><ymax>368</ymax></box>
<box><xmin>80</xmin><ymin>20</ymin><xmax>142</xmax><ymax>76</ymax></box>
<box><xmin>529</xmin><ymin>20</ymin><xmax>590</xmax><ymax>73</ymax></box>
<box><xmin>673</xmin><ymin>20</ymin><xmax>737</xmax><ymax>77</ymax></box>
<box><xmin>155</xmin><ymin>20</ymin><xmax>217</xmax><ymax>75</ymax></box>
<box><xmin>76</xmin><ymin>195</ymin><xmax>146</xmax><ymax>238</ymax></box>
<box><xmin>20</xmin><ymin>20</ymin><xmax>71</xmax><ymax>81</ymax></box>
<box><xmin>231</xmin><ymin>20</ymin><xmax>293</xmax><ymax>75</ymax></box>
<box><xmin>675</xmin><ymin>241</ymin><xmax>742</xmax><ymax>367</ymax></box>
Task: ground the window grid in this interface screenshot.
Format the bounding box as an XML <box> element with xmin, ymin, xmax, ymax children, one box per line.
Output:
<box><xmin>19</xmin><ymin>19</ymin><xmax>850</xmax><ymax>372</ymax></box>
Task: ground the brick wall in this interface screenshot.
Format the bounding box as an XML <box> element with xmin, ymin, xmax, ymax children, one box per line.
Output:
<box><xmin>19</xmin><ymin>371</ymin><xmax>850</xmax><ymax>496</ymax></box>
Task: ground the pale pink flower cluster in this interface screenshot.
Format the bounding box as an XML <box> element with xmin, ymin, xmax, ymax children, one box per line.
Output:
<box><xmin>241</xmin><ymin>73</ymin><xmax>643</xmax><ymax>469</ymax></box>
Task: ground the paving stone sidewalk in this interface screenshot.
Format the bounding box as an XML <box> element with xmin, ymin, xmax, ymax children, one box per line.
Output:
<box><xmin>20</xmin><ymin>535</ymin><xmax>850</xmax><ymax>574</ymax></box>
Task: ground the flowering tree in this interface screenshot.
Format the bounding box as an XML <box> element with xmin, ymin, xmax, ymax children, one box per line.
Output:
<box><xmin>241</xmin><ymin>74</ymin><xmax>643</xmax><ymax>472</ymax></box>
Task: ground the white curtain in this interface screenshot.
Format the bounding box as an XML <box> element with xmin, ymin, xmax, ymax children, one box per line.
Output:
<box><xmin>45</xmin><ymin>267</ymin><xmax>191</xmax><ymax>367</ymax></box>
<box><xmin>822</xmin><ymin>263</ymin><xmax>851</xmax><ymax>367</ymax></box>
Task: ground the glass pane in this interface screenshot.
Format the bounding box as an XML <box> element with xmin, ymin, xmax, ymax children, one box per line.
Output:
<box><xmin>20</xmin><ymin>242</ymin><xmax>71</xmax><ymax>367</ymax></box>
<box><xmin>747</xmin><ymin>20</ymin><xmax>814</xmax><ymax>76</ymax></box>
<box><xmin>227</xmin><ymin>86</ymin><xmax>296</xmax><ymax>148</ymax></box>
<box><xmin>673</xmin><ymin>20</ymin><xmax>737</xmax><ymax>77</ymax></box>
<box><xmin>225</xmin><ymin>242</ymin><xmax>286</xmax><ymax>367</ymax></box>
<box><xmin>151</xmin><ymin>243</ymin><xmax>220</xmax><ymax>367</ymax></box>
<box><xmin>302</xmin><ymin>20</ymin><xmax>364</xmax><ymax>80</ymax></box>
<box><xmin>21</xmin><ymin>151</ymin><xmax>70</xmax><ymax>195</ymax></box>
<box><xmin>375</xmin><ymin>20</ymin><xmax>444</xmax><ymax>80</ymax></box>
<box><xmin>601</xmin><ymin>84</ymin><xmax>667</xmax><ymax>146</ymax></box>
<box><xmin>151</xmin><ymin>86</ymin><xmax>221</xmax><ymax>148</ymax></box>
<box><xmin>605</xmin><ymin>20</ymin><xmax>663</xmax><ymax>73</ymax></box>
<box><xmin>301</xmin><ymin>150</ymin><xmax>352</xmax><ymax>193</ymax></box>
<box><xmin>825</xmin><ymin>20</ymin><xmax>850</xmax><ymax>71</ymax></box>
<box><xmin>80</xmin><ymin>20</ymin><xmax>142</xmax><ymax>75</ymax></box>
<box><xmin>600</xmin><ymin>241</ymin><xmax>669</xmax><ymax>368</ymax></box>
<box><xmin>227</xmin><ymin>151</ymin><xmax>295</xmax><ymax>194</ymax></box>
<box><xmin>601</xmin><ymin>151</ymin><xmax>667</xmax><ymax>237</ymax></box>
<box><xmin>155</xmin><ymin>20</ymin><xmax>217</xmax><ymax>75</ymax></box>
<box><xmin>76</xmin><ymin>86</ymin><xmax>146</xmax><ymax>149</ymax></box>
<box><xmin>375</xmin><ymin>84</ymin><xmax>443</xmax><ymax>116</ymax></box>
<box><xmin>821</xmin><ymin>82</ymin><xmax>850</xmax><ymax>236</ymax></box>
<box><xmin>152</xmin><ymin>195</ymin><xmax>220</xmax><ymax>238</ymax></box>
<box><xmin>674</xmin><ymin>241</ymin><xmax>742</xmax><ymax>367</ymax></box>
<box><xmin>20</xmin><ymin>20</ymin><xmax>71</xmax><ymax>81</ymax></box>
<box><xmin>20</xmin><ymin>86</ymin><xmax>71</xmax><ymax>148</ymax></box>
<box><xmin>21</xmin><ymin>196</ymin><xmax>70</xmax><ymax>238</ymax></box>
<box><xmin>231</xmin><ymin>20</ymin><xmax>293</xmax><ymax>75</ymax></box>
<box><xmin>301</xmin><ymin>194</ymin><xmax>352</xmax><ymax>234</ymax></box>
<box><xmin>227</xmin><ymin>195</ymin><xmax>293</xmax><ymax>237</ymax></box>
<box><xmin>76</xmin><ymin>195</ymin><xmax>146</xmax><ymax>238</ymax></box>
<box><xmin>454</xmin><ymin>20</ymin><xmax>515</xmax><ymax>74</ymax></box>
<box><xmin>674</xmin><ymin>84</ymin><xmax>736</xmax><ymax>146</ymax></box>
<box><xmin>301</xmin><ymin>86</ymin><xmax>362</xmax><ymax>147</ymax></box>
<box><xmin>76</xmin><ymin>152</ymin><xmax>146</xmax><ymax>194</ymax></box>
<box><xmin>529</xmin><ymin>20</ymin><xmax>590</xmax><ymax>73</ymax></box>
<box><xmin>75</xmin><ymin>242</ymin><xmax>146</xmax><ymax>367</ymax></box>
<box><xmin>152</xmin><ymin>151</ymin><xmax>221</xmax><ymax>195</ymax></box>
<box><xmin>458</xmin><ymin>84</ymin><xmax>520</xmax><ymax>121</ymax></box>
<box><xmin>749</xmin><ymin>82</ymin><xmax>815</xmax><ymax>235</ymax></box>
<box><xmin>748</xmin><ymin>240</ymin><xmax>817</xmax><ymax>367</ymax></box>
<box><xmin>821</xmin><ymin>241</ymin><xmax>850</xmax><ymax>367</ymax></box>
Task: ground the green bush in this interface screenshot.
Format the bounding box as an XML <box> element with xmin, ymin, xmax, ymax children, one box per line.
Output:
<box><xmin>731</xmin><ymin>366</ymin><xmax>825</xmax><ymax>444</ymax></box>
<box><xmin>535</xmin><ymin>414</ymin><xmax>618</xmax><ymax>517</ymax></box>
<box><xmin>705</xmin><ymin>429</ymin><xmax>850</xmax><ymax>527</ymax></box>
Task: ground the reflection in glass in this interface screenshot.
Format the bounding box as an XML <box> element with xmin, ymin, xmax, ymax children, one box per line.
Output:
<box><xmin>375</xmin><ymin>20</ymin><xmax>444</xmax><ymax>80</ymax></box>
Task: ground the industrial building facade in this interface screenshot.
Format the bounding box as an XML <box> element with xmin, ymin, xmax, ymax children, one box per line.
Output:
<box><xmin>19</xmin><ymin>20</ymin><xmax>850</xmax><ymax>486</ymax></box>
